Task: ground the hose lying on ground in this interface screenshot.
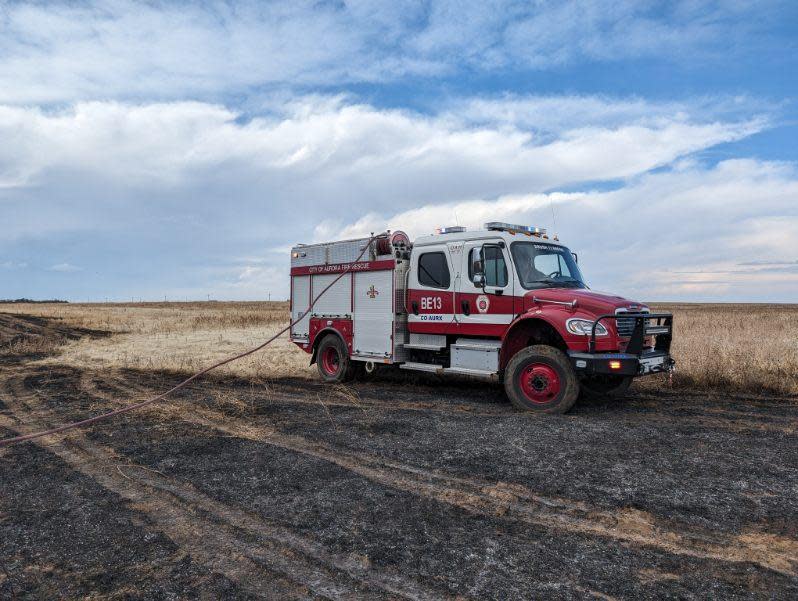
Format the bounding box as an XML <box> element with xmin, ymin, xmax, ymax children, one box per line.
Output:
<box><xmin>0</xmin><ymin>233</ymin><xmax>387</xmax><ymax>448</ymax></box>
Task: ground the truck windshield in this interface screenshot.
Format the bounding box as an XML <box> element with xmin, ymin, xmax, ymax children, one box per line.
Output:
<box><xmin>510</xmin><ymin>242</ymin><xmax>586</xmax><ymax>290</ymax></box>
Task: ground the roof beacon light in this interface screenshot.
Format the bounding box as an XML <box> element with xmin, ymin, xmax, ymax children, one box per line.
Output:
<box><xmin>484</xmin><ymin>222</ymin><xmax>546</xmax><ymax>236</ymax></box>
<box><xmin>436</xmin><ymin>226</ymin><xmax>467</xmax><ymax>234</ymax></box>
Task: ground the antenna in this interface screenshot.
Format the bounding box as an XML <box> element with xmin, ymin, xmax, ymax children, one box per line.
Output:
<box><xmin>548</xmin><ymin>195</ymin><xmax>557</xmax><ymax>234</ymax></box>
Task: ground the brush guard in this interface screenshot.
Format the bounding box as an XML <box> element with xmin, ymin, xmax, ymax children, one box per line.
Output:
<box><xmin>568</xmin><ymin>313</ymin><xmax>675</xmax><ymax>377</ymax></box>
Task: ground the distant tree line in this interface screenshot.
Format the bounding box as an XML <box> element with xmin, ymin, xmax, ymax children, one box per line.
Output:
<box><xmin>0</xmin><ymin>298</ymin><xmax>68</xmax><ymax>304</ymax></box>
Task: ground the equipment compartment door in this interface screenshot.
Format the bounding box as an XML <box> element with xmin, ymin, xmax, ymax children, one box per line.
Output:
<box><xmin>290</xmin><ymin>275</ymin><xmax>311</xmax><ymax>339</ymax></box>
<box><xmin>311</xmin><ymin>273</ymin><xmax>352</xmax><ymax>318</ymax></box>
<box><xmin>354</xmin><ymin>270</ymin><xmax>393</xmax><ymax>357</ymax></box>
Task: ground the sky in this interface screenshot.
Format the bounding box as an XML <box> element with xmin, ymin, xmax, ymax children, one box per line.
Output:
<box><xmin>1</xmin><ymin>0</ymin><xmax>797</xmax><ymax>303</ymax></box>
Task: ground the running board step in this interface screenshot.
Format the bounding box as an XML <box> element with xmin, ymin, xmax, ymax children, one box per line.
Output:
<box><xmin>443</xmin><ymin>367</ymin><xmax>498</xmax><ymax>379</ymax></box>
<box><xmin>402</xmin><ymin>343</ymin><xmax>445</xmax><ymax>351</ymax></box>
<box><xmin>399</xmin><ymin>362</ymin><xmax>443</xmax><ymax>374</ymax></box>
<box><xmin>398</xmin><ymin>363</ymin><xmax>498</xmax><ymax>379</ymax></box>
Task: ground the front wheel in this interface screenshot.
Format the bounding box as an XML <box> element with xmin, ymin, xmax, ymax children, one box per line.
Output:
<box><xmin>504</xmin><ymin>345</ymin><xmax>580</xmax><ymax>414</ymax></box>
<box><xmin>316</xmin><ymin>335</ymin><xmax>358</xmax><ymax>383</ymax></box>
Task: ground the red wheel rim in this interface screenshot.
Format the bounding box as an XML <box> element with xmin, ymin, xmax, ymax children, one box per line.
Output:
<box><xmin>321</xmin><ymin>346</ymin><xmax>340</xmax><ymax>376</ymax></box>
<box><xmin>518</xmin><ymin>363</ymin><xmax>561</xmax><ymax>404</ymax></box>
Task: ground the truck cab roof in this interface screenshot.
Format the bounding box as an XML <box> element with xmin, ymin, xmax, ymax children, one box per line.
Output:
<box><xmin>413</xmin><ymin>227</ymin><xmax>566</xmax><ymax>249</ymax></box>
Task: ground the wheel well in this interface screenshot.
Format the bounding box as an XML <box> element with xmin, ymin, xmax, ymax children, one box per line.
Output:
<box><xmin>501</xmin><ymin>318</ymin><xmax>567</xmax><ymax>369</ymax></box>
<box><xmin>310</xmin><ymin>329</ymin><xmax>346</xmax><ymax>365</ymax></box>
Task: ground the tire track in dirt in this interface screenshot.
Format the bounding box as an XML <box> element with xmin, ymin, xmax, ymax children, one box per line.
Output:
<box><xmin>1</xmin><ymin>370</ymin><xmax>450</xmax><ymax>601</ymax></box>
<box><xmin>0</xmin><ymin>421</ymin><xmax>319</xmax><ymax>601</ymax></box>
<box><xmin>112</xmin><ymin>370</ymin><xmax>512</xmax><ymax>417</ymax></box>
<box><xmin>187</xmin><ymin>411</ymin><xmax>798</xmax><ymax>578</ymax></box>
<box><xmin>64</xmin><ymin>368</ymin><xmax>798</xmax><ymax>578</ymax></box>
<box><xmin>98</xmin><ymin>367</ymin><xmax>798</xmax><ymax>435</ymax></box>
<box><xmin>275</xmin><ymin>387</ymin><xmax>509</xmax><ymax>416</ymax></box>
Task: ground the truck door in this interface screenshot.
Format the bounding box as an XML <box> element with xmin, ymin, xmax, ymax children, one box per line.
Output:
<box><xmin>456</xmin><ymin>239</ymin><xmax>515</xmax><ymax>337</ymax></box>
<box><xmin>407</xmin><ymin>244</ymin><xmax>457</xmax><ymax>335</ymax></box>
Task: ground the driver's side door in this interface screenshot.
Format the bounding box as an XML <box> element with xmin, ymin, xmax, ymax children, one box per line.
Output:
<box><xmin>455</xmin><ymin>240</ymin><xmax>515</xmax><ymax>337</ymax></box>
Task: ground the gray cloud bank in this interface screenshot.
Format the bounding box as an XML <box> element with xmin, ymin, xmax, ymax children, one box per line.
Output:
<box><xmin>1</xmin><ymin>95</ymin><xmax>795</xmax><ymax>301</ymax></box>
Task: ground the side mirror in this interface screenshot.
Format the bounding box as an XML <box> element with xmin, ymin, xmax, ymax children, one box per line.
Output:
<box><xmin>473</xmin><ymin>273</ymin><xmax>486</xmax><ymax>289</ymax></box>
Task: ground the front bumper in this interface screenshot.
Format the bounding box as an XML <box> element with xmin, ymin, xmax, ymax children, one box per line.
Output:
<box><xmin>568</xmin><ymin>349</ymin><xmax>675</xmax><ymax>377</ymax></box>
<box><xmin>569</xmin><ymin>311</ymin><xmax>675</xmax><ymax>377</ymax></box>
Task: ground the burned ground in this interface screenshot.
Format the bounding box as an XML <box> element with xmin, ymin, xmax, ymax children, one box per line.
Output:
<box><xmin>1</xmin><ymin>313</ymin><xmax>797</xmax><ymax>599</ymax></box>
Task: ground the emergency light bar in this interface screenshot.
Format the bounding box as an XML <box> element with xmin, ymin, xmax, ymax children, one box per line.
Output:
<box><xmin>485</xmin><ymin>222</ymin><xmax>546</xmax><ymax>235</ymax></box>
<box><xmin>435</xmin><ymin>226</ymin><xmax>467</xmax><ymax>234</ymax></box>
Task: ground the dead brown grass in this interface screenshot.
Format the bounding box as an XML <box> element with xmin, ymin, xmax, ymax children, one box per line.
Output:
<box><xmin>650</xmin><ymin>303</ymin><xmax>798</xmax><ymax>397</ymax></box>
<box><xmin>2</xmin><ymin>301</ymin><xmax>797</xmax><ymax>396</ymax></box>
<box><xmin>2</xmin><ymin>334</ymin><xmax>61</xmax><ymax>358</ymax></box>
<box><xmin>0</xmin><ymin>301</ymin><xmax>311</xmax><ymax>380</ymax></box>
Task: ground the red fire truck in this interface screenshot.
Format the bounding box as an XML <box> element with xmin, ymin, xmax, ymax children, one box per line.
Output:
<box><xmin>290</xmin><ymin>223</ymin><xmax>674</xmax><ymax>413</ymax></box>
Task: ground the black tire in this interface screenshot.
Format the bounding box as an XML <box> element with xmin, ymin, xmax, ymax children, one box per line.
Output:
<box><xmin>503</xmin><ymin>345</ymin><xmax>580</xmax><ymax>414</ymax></box>
<box><xmin>316</xmin><ymin>335</ymin><xmax>358</xmax><ymax>383</ymax></box>
<box><xmin>579</xmin><ymin>375</ymin><xmax>633</xmax><ymax>400</ymax></box>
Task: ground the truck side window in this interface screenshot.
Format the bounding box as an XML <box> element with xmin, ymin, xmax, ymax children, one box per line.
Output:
<box><xmin>418</xmin><ymin>252</ymin><xmax>450</xmax><ymax>289</ymax></box>
<box><xmin>470</xmin><ymin>246</ymin><xmax>507</xmax><ymax>287</ymax></box>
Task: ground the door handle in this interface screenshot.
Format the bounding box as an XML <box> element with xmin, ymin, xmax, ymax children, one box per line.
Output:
<box><xmin>411</xmin><ymin>300</ymin><xmax>419</xmax><ymax>315</ymax></box>
<box><xmin>461</xmin><ymin>299</ymin><xmax>470</xmax><ymax>316</ymax></box>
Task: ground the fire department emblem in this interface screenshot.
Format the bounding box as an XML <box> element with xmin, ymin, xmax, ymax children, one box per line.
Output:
<box><xmin>476</xmin><ymin>294</ymin><xmax>490</xmax><ymax>314</ymax></box>
<box><xmin>366</xmin><ymin>285</ymin><xmax>379</xmax><ymax>299</ymax></box>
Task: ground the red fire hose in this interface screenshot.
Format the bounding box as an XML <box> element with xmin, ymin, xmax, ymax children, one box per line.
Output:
<box><xmin>0</xmin><ymin>233</ymin><xmax>388</xmax><ymax>448</ymax></box>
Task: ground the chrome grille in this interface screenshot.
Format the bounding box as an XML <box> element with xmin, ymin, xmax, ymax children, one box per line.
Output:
<box><xmin>615</xmin><ymin>307</ymin><xmax>649</xmax><ymax>337</ymax></box>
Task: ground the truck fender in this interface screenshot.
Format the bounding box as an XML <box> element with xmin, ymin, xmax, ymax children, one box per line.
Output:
<box><xmin>309</xmin><ymin>328</ymin><xmax>350</xmax><ymax>366</ymax></box>
<box><xmin>500</xmin><ymin>314</ymin><xmax>567</xmax><ymax>370</ymax></box>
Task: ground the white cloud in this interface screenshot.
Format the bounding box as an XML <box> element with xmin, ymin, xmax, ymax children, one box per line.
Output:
<box><xmin>1</xmin><ymin>260</ymin><xmax>28</xmax><ymax>269</ymax></box>
<box><xmin>0</xmin><ymin>94</ymin><xmax>792</xmax><ymax>301</ymax></box>
<box><xmin>447</xmin><ymin>94</ymin><xmax>773</xmax><ymax>135</ymax></box>
<box><xmin>0</xmin><ymin>96</ymin><xmax>763</xmax><ymax>197</ymax></box>
<box><xmin>330</xmin><ymin>159</ymin><xmax>798</xmax><ymax>302</ymax></box>
<box><xmin>0</xmin><ymin>1</ymin><xmax>430</xmax><ymax>104</ymax></box>
<box><xmin>48</xmin><ymin>263</ymin><xmax>83</xmax><ymax>273</ymax></box>
<box><xmin>0</xmin><ymin>1</ymin><xmax>787</xmax><ymax>104</ymax></box>
<box><xmin>500</xmin><ymin>2</ymin><xmax>719</xmax><ymax>67</ymax></box>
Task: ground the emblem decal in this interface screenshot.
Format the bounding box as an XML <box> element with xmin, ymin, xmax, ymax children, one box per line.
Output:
<box><xmin>366</xmin><ymin>285</ymin><xmax>379</xmax><ymax>299</ymax></box>
<box><xmin>476</xmin><ymin>294</ymin><xmax>490</xmax><ymax>314</ymax></box>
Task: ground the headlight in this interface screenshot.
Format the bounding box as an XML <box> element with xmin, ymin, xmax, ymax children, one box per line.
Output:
<box><xmin>566</xmin><ymin>318</ymin><xmax>608</xmax><ymax>336</ymax></box>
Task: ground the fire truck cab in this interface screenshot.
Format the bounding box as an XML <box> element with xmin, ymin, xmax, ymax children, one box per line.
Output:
<box><xmin>290</xmin><ymin>223</ymin><xmax>674</xmax><ymax>413</ymax></box>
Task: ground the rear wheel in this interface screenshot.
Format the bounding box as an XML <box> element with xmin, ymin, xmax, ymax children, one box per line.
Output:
<box><xmin>579</xmin><ymin>375</ymin><xmax>633</xmax><ymax>400</ymax></box>
<box><xmin>504</xmin><ymin>345</ymin><xmax>579</xmax><ymax>414</ymax></box>
<box><xmin>316</xmin><ymin>335</ymin><xmax>358</xmax><ymax>383</ymax></box>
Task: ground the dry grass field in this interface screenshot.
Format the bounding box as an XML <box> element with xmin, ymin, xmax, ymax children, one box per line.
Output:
<box><xmin>650</xmin><ymin>303</ymin><xmax>798</xmax><ymax>396</ymax></box>
<box><xmin>0</xmin><ymin>301</ymin><xmax>311</xmax><ymax>381</ymax></box>
<box><xmin>2</xmin><ymin>300</ymin><xmax>796</xmax><ymax>396</ymax></box>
